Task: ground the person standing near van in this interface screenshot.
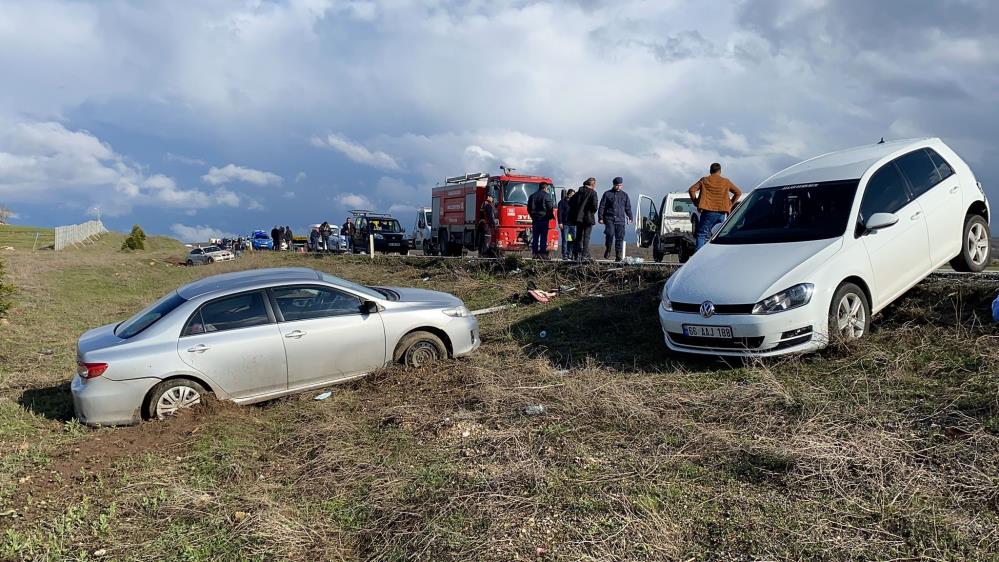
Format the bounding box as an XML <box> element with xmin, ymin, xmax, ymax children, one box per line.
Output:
<box><xmin>557</xmin><ymin>188</ymin><xmax>576</xmax><ymax>260</ymax></box>
<box><xmin>688</xmin><ymin>162</ymin><xmax>742</xmax><ymax>250</ymax></box>
<box><xmin>528</xmin><ymin>182</ymin><xmax>555</xmax><ymax>259</ymax></box>
<box><xmin>342</xmin><ymin>217</ymin><xmax>356</xmax><ymax>252</ymax></box>
<box><xmin>570</xmin><ymin>178</ymin><xmax>599</xmax><ymax>261</ymax></box>
<box><xmin>598</xmin><ymin>177</ymin><xmax>633</xmax><ymax>262</ymax></box>
<box><xmin>319</xmin><ymin>221</ymin><xmax>333</xmax><ymax>252</ymax></box>
<box><xmin>478</xmin><ymin>194</ymin><xmax>497</xmax><ymax>257</ymax></box>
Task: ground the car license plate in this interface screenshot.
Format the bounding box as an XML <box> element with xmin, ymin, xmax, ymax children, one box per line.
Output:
<box><xmin>388</xmin><ymin>242</ymin><xmax>400</xmax><ymax>247</ymax></box>
<box><xmin>683</xmin><ymin>325</ymin><xmax>733</xmax><ymax>339</ymax></box>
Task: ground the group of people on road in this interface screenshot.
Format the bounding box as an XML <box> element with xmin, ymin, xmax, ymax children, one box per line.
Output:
<box><xmin>269</xmin><ymin>217</ymin><xmax>360</xmax><ymax>253</ymax></box>
<box><xmin>477</xmin><ymin>163</ymin><xmax>741</xmax><ymax>261</ymax></box>
<box><xmin>269</xmin><ymin>225</ymin><xmax>294</xmax><ymax>251</ymax></box>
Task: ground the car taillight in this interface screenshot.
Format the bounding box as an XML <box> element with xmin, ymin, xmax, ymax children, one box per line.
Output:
<box><xmin>77</xmin><ymin>362</ymin><xmax>108</xmax><ymax>379</ymax></box>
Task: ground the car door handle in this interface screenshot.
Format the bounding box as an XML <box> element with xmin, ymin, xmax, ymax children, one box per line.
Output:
<box><xmin>186</xmin><ymin>344</ymin><xmax>211</xmax><ymax>353</ymax></box>
<box><xmin>284</xmin><ymin>330</ymin><xmax>307</xmax><ymax>339</ymax></box>
<box><xmin>910</xmin><ymin>211</ymin><xmax>922</xmax><ymax>221</ymax></box>
<box><xmin>949</xmin><ymin>185</ymin><xmax>960</xmax><ymax>194</ymax></box>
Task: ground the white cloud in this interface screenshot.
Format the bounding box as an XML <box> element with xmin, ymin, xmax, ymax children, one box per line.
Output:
<box><xmin>283</xmin><ymin>191</ymin><xmax>296</xmax><ymax>199</ymax></box>
<box><xmin>311</xmin><ymin>134</ymin><xmax>400</xmax><ymax>170</ymax></box>
<box><xmin>335</xmin><ymin>192</ymin><xmax>373</xmax><ymax>209</ymax></box>
<box><xmin>0</xmin><ymin>121</ymin><xmax>245</xmax><ymax>216</ymax></box>
<box><xmin>170</xmin><ymin>223</ymin><xmax>237</xmax><ymax>242</ymax></box>
<box><xmin>202</xmin><ymin>163</ymin><xmax>283</xmax><ymax>186</ymax></box>
<box><xmin>294</xmin><ymin>171</ymin><xmax>307</xmax><ymax>183</ymax></box>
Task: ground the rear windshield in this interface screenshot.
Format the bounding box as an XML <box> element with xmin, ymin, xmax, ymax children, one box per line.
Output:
<box><xmin>115</xmin><ymin>291</ymin><xmax>186</xmax><ymax>338</ymax></box>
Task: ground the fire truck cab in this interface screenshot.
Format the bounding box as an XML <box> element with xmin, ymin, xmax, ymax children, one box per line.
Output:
<box><xmin>429</xmin><ymin>171</ymin><xmax>559</xmax><ymax>256</ymax></box>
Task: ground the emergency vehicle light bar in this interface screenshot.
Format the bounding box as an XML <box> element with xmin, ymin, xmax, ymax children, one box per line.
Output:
<box><xmin>349</xmin><ymin>209</ymin><xmax>393</xmax><ymax>218</ymax></box>
<box><xmin>444</xmin><ymin>172</ymin><xmax>489</xmax><ymax>184</ymax></box>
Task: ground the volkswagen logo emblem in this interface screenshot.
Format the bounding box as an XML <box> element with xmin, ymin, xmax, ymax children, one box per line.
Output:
<box><xmin>700</xmin><ymin>301</ymin><xmax>715</xmax><ymax>318</ymax></box>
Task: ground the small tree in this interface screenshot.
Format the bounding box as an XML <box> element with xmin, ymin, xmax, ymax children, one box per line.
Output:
<box><xmin>121</xmin><ymin>224</ymin><xmax>147</xmax><ymax>251</ymax></box>
<box><xmin>0</xmin><ymin>258</ymin><xmax>13</xmax><ymax>317</ymax></box>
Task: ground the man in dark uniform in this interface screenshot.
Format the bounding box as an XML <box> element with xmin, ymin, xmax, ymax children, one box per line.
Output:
<box><xmin>479</xmin><ymin>194</ymin><xmax>497</xmax><ymax>257</ymax></box>
<box><xmin>598</xmin><ymin>176</ymin><xmax>633</xmax><ymax>262</ymax></box>
<box><xmin>528</xmin><ymin>182</ymin><xmax>554</xmax><ymax>259</ymax></box>
<box><xmin>570</xmin><ymin>177</ymin><xmax>599</xmax><ymax>261</ymax></box>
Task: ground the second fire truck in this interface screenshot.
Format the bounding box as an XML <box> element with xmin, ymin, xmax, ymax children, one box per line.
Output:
<box><xmin>427</xmin><ymin>169</ymin><xmax>559</xmax><ymax>256</ymax></box>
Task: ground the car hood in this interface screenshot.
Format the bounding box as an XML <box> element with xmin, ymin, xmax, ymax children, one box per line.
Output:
<box><xmin>77</xmin><ymin>323</ymin><xmax>124</xmax><ymax>357</ymax></box>
<box><xmin>667</xmin><ymin>237</ymin><xmax>843</xmax><ymax>304</ymax></box>
<box><xmin>388</xmin><ymin>287</ymin><xmax>462</xmax><ymax>307</ymax></box>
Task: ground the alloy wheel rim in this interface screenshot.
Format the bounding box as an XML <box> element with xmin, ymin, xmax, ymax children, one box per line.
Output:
<box><xmin>408</xmin><ymin>341</ymin><xmax>439</xmax><ymax>367</ymax></box>
<box><xmin>156</xmin><ymin>386</ymin><xmax>202</xmax><ymax>418</ymax></box>
<box><xmin>968</xmin><ymin>223</ymin><xmax>988</xmax><ymax>265</ymax></box>
<box><xmin>836</xmin><ymin>293</ymin><xmax>866</xmax><ymax>339</ymax></box>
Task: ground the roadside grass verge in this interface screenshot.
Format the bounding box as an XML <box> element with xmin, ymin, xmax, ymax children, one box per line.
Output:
<box><xmin>0</xmin><ymin>245</ymin><xmax>996</xmax><ymax>560</ymax></box>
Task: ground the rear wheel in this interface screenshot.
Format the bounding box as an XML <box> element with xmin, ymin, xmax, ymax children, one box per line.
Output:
<box><xmin>145</xmin><ymin>379</ymin><xmax>207</xmax><ymax>420</ymax></box>
<box><xmin>828</xmin><ymin>283</ymin><xmax>870</xmax><ymax>344</ymax></box>
<box><xmin>394</xmin><ymin>331</ymin><xmax>447</xmax><ymax>368</ymax></box>
<box><xmin>949</xmin><ymin>214</ymin><xmax>991</xmax><ymax>272</ymax></box>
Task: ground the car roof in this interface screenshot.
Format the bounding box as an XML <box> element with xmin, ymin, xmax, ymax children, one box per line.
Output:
<box><xmin>758</xmin><ymin>138</ymin><xmax>939</xmax><ymax>189</ymax></box>
<box><xmin>177</xmin><ymin>267</ymin><xmax>322</xmax><ymax>299</ymax></box>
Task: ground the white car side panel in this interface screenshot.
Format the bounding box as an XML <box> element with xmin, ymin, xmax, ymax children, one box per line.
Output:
<box><xmin>279</xmin><ymin>313</ymin><xmax>387</xmax><ymax>388</ymax></box>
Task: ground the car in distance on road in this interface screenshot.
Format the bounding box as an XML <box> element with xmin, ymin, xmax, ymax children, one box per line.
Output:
<box><xmin>350</xmin><ymin>211</ymin><xmax>408</xmax><ymax>255</ymax></box>
<box><xmin>185</xmin><ymin>245</ymin><xmax>235</xmax><ymax>266</ymax></box>
<box><xmin>659</xmin><ymin>138</ymin><xmax>991</xmax><ymax>356</ymax></box>
<box><xmin>250</xmin><ymin>230</ymin><xmax>273</xmax><ymax>250</ymax></box>
<box><xmin>72</xmin><ymin>267</ymin><xmax>480</xmax><ymax>426</ymax></box>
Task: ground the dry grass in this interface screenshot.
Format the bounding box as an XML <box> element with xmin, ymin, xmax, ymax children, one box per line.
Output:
<box><xmin>0</xmin><ymin>238</ymin><xmax>997</xmax><ymax>561</ymax></box>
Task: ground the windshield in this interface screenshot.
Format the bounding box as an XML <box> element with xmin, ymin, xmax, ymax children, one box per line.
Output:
<box><xmin>502</xmin><ymin>182</ymin><xmax>539</xmax><ymax>205</ymax></box>
<box><xmin>319</xmin><ymin>273</ymin><xmax>386</xmax><ymax>300</ymax></box>
<box><xmin>203</xmin><ymin>246</ymin><xmax>222</xmax><ymax>252</ymax></box>
<box><xmin>366</xmin><ymin>219</ymin><xmax>403</xmax><ymax>233</ymax></box>
<box><xmin>115</xmin><ymin>291</ymin><xmax>186</xmax><ymax>338</ymax></box>
<box><xmin>714</xmin><ymin>180</ymin><xmax>859</xmax><ymax>245</ymax></box>
<box><xmin>252</xmin><ymin>232</ymin><xmax>268</xmax><ymax>239</ymax></box>
<box><xmin>670</xmin><ymin>197</ymin><xmax>696</xmax><ymax>214</ymax></box>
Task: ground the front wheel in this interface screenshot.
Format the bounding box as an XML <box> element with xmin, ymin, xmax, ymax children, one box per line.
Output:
<box><xmin>399</xmin><ymin>247</ymin><xmax>410</xmax><ymax>256</ymax></box>
<box><xmin>145</xmin><ymin>379</ymin><xmax>208</xmax><ymax>420</ymax></box>
<box><xmin>677</xmin><ymin>242</ymin><xmax>691</xmax><ymax>263</ymax></box>
<box><xmin>186</xmin><ymin>259</ymin><xmax>194</xmax><ymax>266</ymax></box>
<box><xmin>828</xmin><ymin>283</ymin><xmax>870</xmax><ymax>344</ymax></box>
<box><xmin>652</xmin><ymin>242</ymin><xmax>664</xmax><ymax>263</ymax></box>
<box><xmin>394</xmin><ymin>331</ymin><xmax>447</xmax><ymax>368</ymax></box>
<box><xmin>949</xmin><ymin>214</ymin><xmax>991</xmax><ymax>272</ymax></box>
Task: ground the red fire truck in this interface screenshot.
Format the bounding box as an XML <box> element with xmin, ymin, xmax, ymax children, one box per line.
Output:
<box><xmin>428</xmin><ymin>169</ymin><xmax>559</xmax><ymax>255</ymax></box>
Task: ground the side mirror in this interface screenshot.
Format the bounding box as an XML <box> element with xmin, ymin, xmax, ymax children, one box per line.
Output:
<box><xmin>361</xmin><ymin>300</ymin><xmax>380</xmax><ymax>314</ymax></box>
<box><xmin>864</xmin><ymin>212</ymin><xmax>899</xmax><ymax>232</ymax></box>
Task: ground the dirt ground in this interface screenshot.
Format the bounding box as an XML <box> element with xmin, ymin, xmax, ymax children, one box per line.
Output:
<box><xmin>1</xmin><ymin>234</ymin><xmax>997</xmax><ymax>561</ymax></box>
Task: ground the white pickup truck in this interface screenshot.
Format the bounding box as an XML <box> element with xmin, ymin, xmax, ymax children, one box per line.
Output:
<box><xmin>635</xmin><ymin>192</ymin><xmax>699</xmax><ymax>262</ymax></box>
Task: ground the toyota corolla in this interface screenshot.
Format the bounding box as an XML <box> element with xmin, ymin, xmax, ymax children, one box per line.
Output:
<box><xmin>660</xmin><ymin>138</ymin><xmax>991</xmax><ymax>356</ymax></box>
<box><xmin>72</xmin><ymin>267</ymin><xmax>480</xmax><ymax>425</ymax></box>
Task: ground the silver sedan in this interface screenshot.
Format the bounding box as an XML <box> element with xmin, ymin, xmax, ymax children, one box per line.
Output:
<box><xmin>72</xmin><ymin>267</ymin><xmax>480</xmax><ymax>426</ymax></box>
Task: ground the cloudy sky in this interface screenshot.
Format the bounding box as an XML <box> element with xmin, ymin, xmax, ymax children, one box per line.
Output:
<box><xmin>1</xmin><ymin>0</ymin><xmax>997</xmax><ymax>241</ymax></box>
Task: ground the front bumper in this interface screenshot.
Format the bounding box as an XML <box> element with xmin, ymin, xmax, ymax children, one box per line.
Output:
<box><xmin>443</xmin><ymin>315</ymin><xmax>481</xmax><ymax>357</ymax></box>
<box><xmin>658</xmin><ymin>300</ymin><xmax>826</xmax><ymax>357</ymax></box>
<box><xmin>71</xmin><ymin>374</ymin><xmax>159</xmax><ymax>426</ymax></box>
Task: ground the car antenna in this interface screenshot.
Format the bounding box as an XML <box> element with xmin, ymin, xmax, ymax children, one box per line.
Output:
<box><xmin>877</xmin><ymin>137</ymin><xmax>885</xmax><ymax>144</ymax></box>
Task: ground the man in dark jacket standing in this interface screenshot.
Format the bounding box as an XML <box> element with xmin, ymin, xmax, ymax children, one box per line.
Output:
<box><xmin>528</xmin><ymin>182</ymin><xmax>554</xmax><ymax>259</ymax></box>
<box><xmin>557</xmin><ymin>188</ymin><xmax>576</xmax><ymax>260</ymax></box>
<box><xmin>319</xmin><ymin>221</ymin><xmax>333</xmax><ymax>252</ymax></box>
<box><xmin>569</xmin><ymin>177</ymin><xmax>599</xmax><ymax>261</ymax></box>
<box><xmin>283</xmin><ymin>226</ymin><xmax>294</xmax><ymax>251</ymax></box>
<box><xmin>270</xmin><ymin>226</ymin><xmax>280</xmax><ymax>251</ymax></box>
<box><xmin>478</xmin><ymin>194</ymin><xmax>497</xmax><ymax>257</ymax></box>
<box><xmin>342</xmin><ymin>217</ymin><xmax>356</xmax><ymax>252</ymax></box>
<box><xmin>598</xmin><ymin>177</ymin><xmax>633</xmax><ymax>262</ymax></box>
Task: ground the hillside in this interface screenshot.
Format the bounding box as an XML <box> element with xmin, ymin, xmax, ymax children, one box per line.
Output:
<box><xmin>0</xmin><ymin>244</ymin><xmax>996</xmax><ymax>560</ymax></box>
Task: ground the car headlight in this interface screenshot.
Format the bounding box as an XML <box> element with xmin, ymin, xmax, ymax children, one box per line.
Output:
<box><xmin>660</xmin><ymin>287</ymin><xmax>673</xmax><ymax>312</ymax></box>
<box><xmin>374</xmin><ymin>233</ymin><xmax>384</xmax><ymax>240</ymax></box>
<box><xmin>752</xmin><ymin>283</ymin><xmax>814</xmax><ymax>315</ymax></box>
<box><xmin>443</xmin><ymin>305</ymin><xmax>471</xmax><ymax>318</ymax></box>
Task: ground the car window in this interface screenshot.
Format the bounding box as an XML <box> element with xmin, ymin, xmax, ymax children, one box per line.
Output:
<box><xmin>183</xmin><ymin>291</ymin><xmax>270</xmax><ymax>336</ymax></box>
<box><xmin>116</xmin><ymin>291</ymin><xmax>187</xmax><ymax>338</ymax></box>
<box><xmin>671</xmin><ymin>198</ymin><xmax>696</xmax><ymax>214</ymax></box>
<box><xmin>191</xmin><ymin>248</ymin><xmax>203</xmax><ymax>255</ymax></box>
<box><xmin>271</xmin><ymin>286</ymin><xmax>363</xmax><ymax>321</ymax></box>
<box><xmin>895</xmin><ymin>150</ymin><xmax>941</xmax><ymax>198</ymax></box>
<box><xmin>927</xmin><ymin>148</ymin><xmax>955</xmax><ymax>181</ymax></box>
<box><xmin>860</xmin><ymin>164</ymin><xmax>910</xmax><ymax>223</ymax></box>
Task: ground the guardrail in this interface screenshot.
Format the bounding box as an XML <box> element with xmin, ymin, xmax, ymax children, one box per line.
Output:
<box><xmin>54</xmin><ymin>220</ymin><xmax>107</xmax><ymax>251</ymax></box>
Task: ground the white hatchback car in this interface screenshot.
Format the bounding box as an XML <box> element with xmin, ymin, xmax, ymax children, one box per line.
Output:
<box><xmin>660</xmin><ymin>138</ymin><xmax>991</xmax><ymax>356</ymax></box>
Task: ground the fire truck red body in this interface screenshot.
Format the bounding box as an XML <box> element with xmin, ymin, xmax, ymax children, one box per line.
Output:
<box><xmin>430</xmin><ymin>171</ymin><xmax>559</xmax><ymax>255</ymax></box>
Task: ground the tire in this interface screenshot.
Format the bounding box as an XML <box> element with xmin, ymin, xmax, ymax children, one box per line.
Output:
<box><xmin>399</xmin><ymin>247</ymin><xmax>410</xmax><ymax>256</ymax></box>
<box><xmin>652</xmin><ymin>240</ymin><xmax>664</xmax><ymax>263</ymax></box>
<box><xmin>828</xmin><ymin>283</ymin><xmax>870</xmax><ymax>344</ymax></box>
<box><xmin>677</xmin><ymin>242</ymin><xmax>691</xmax><ymax>263</ymax></box>
<box><xmin>949</xmin><ymin>214</ymin><xmax>991</xmax><ymax>272</ymax></box>
<box><xmin>394</xmin><ymin>331</ymin><xmax>448</xmax><ymax>368</ymax></box>
<box><xmin>186</xmin><ymin>259</ymin><xmax>194</xmax><ymax>266</ymax></box>
<box><xmin>145</xmin><ymin>379</ymin><xmax>208</xmax><ymax>420</ymax></box>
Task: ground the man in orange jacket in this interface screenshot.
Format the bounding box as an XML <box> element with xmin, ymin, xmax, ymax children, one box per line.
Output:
<box><xmin>688</xmin><ymin>162</ymin><xmax>742</xmax><ymax>250</ymax></box>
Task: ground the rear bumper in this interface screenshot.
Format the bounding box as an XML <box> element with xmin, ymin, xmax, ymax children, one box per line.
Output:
<box><xmin>71</xmin><ymin>374</ymin><xmax>159</xmax><ymax>426</ymax></box>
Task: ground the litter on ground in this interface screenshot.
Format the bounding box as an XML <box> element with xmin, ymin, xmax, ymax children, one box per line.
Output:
<box><xmin>313</xmin><ymin>391</ymin><xmax>332</xmax><ymax>401</ymax></box>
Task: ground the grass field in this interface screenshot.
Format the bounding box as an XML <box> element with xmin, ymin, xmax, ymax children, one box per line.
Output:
<box><xmin>0</xmin><ymin>232</ymin><xmax>997</xmax><ymax>561</ymax></box>
<box><xmin>0</xmin><ymin>225</ymin><xmax>55</xmax><ymax>251</ymax></box>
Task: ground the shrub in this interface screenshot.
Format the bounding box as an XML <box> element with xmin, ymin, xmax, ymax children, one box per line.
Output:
<box><xmin>0</xmin><ymin>257</ymin><xmax>13</xmax><ymax>317</ymax></box>
<box><xmin>121</xmin><ymin>224</ymin><xmax>147</xmax><ymax>251</ymax></box>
